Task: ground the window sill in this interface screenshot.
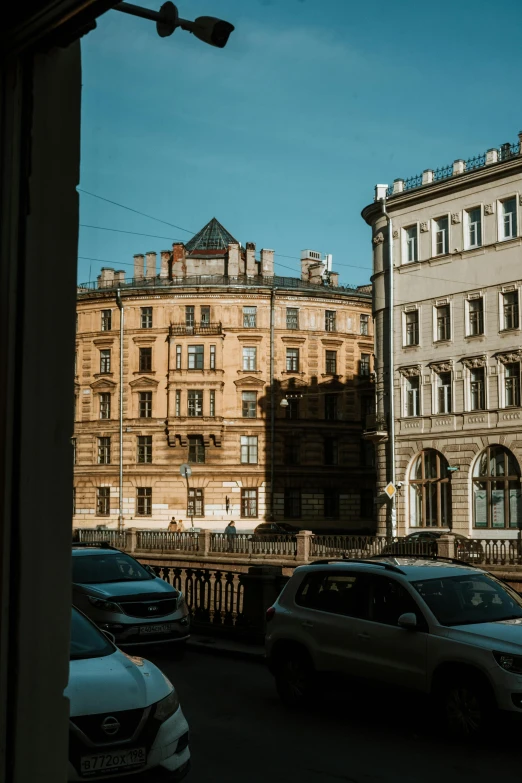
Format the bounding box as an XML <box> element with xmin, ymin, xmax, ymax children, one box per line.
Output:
<box><xmin>464</xmin><ymin>333</ymin><xmax>485</xmax><ymax>341</ymax></box>
<box><xmin>499</xmin><ymin>328</ymin><xmax>520</xmax><ymax>335</ymax></box>
<box><xmin>93</xmin><ymin>372</ymin><xmax>114</xmax><ymax>378</ymax></box>
<box><xmin>237</xmin><ymin>369</ymin><xmax>261</xmax><ymax>374</ymax></box>
<box><xmin>282</xmin><ymin>370</ymin><xmax>304</xmax><ymax>376</ymax></box>
<box><xmin>433</xmin><ymin>339</ymin><xmax>452</xmax><ymax>345</ymax></box>
<box><xmin>321</xmin><ymin>372</ymin><xmax>340</xmax><ymax>378</ymax></box>
<box><xmin>402</xmin><ymin>344</ymin><xmax>420</xmax><ymax>350</ymax></box>
<box><xmin>134</xmin><ymin>370</ymin><xmax>156</xmax><ymax>375</ymax></box>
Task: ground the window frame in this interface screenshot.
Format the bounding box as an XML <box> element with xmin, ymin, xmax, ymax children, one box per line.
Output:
<box><xmin>96</xmin><ymin>487</ymin><xmax>110</xmax><ymax>517</ymax></box>
<box><xmin>324</xmin><ymin>393</ymin><xmax>338</xmax><ymax>421</ymax></box>
<box><xmin>503</xmin><ymin>362</ymin><xmax>521</xmax><ymax>408</ymax></box>
<box><xmin>188</xmin><ymin>435</ymin><xmax>205</xmax><ymax>464</ymax></box>
<box><xmin>436</xmin><ymin>371</ymin><xmax>452</xmax><ymax>414</ymax></box>
<box><xmin>498</xmin><ymin>196</ymin><xmax>518</xmax><ymax>242</ymax></box>
<box><xmin>140</xmin><ymin>306</ymin><xmax>153</xmax><ymax>329</ymax></box>
<box><xmin>473</xmin><ymin>445</ymin><xmax>521</xmax><ymax>530</ymax></box>
<box><xmin>409</xmin><ymin>449</ymin><xmax>452</xmax><ymax>529</ymax></box>
<box><xmin>403</xmin><ymin>224</ymin><xmax>419</xmax><ymax>264</ymax></box>
<box><xmin>404</xmin><ymin>309</ymin><xmax>419</xmax><ymax>347</ymax></box>
<box><xmin>188</xmin><ymin>344</ymin><xmax>204</xmax><ymax>370</ymax></box>
<box><xmin>467</xmin><ymin>296</ymin><xmax>485</xmax><ymax>337</ymax></box>
<box><xmin>404</xmin><ymin>375</ymin><xmax>420</xmax><ymax>418</ymax></box>
<box><xmin>286</xmin><ymin>347</ymin><xmax>300</xmax><ymax>372</ymax></box>
<box><xmin>101</xmin><ymin>309</ymin><xmax>112</xmax><ymax>332</ymax></box>
<box><xmin>187</xmin><ymin>487</ymin><xmax>204</xmax><ymax>517</ymax></box>
<box><xmin>432</xmin><ymin>215</ymin><xmax>449</xmax><ymax>257</ymax></box>
<box><xmin>240</xmin><ymin>435</ymin><xmax>258</xmax><ymax>464</ymax></box>
<box><xmin>242</xmin><ymin>346</ymin><xmax>257</xmax><ymax>371</ymax></box>
<box><xmin>284</xmin><ymin>488</ymin><xmax>301</xmax><ymax>519</ymax></box>
<box><xmin>137</xmin><ymin>435</ymin><xmax>153</xmax><ymax>464</ymax></box>
<box><xmin>325</xmin><ymin>350</ymin><xmax>337</xmax><ymax>375</ymax></box>
<box><xmin>286</xmin><ymin>307</ymin><xmax>299</xmax><ymax>330</ymax></box>
<box><xmin>469</xmin><ymin>366</ymin><xmax>486</xmax><ymax>412</ymax></box>
<box><xmin>138</xmin><ymin>391</ymin><xmax>153</xmax><ymax>419</ymax></box>
<box><xmin>97</xmin><ymin>436</ymin><xmax>111</xmax><ymax>465</ymax></box>
<box><xmin>139</xmin><ymin>346</ymin><xmax>152</xmax><ymax>373</ymax></box>
<box><xmin>464</xmin><ymin>206</ymin><xmax>483</xmax><ymax>250</ymax></box>
<box><xmin>185</xmin><ymin>306</ymin><xmax>195</xmax><ymax>327</ymax></box>
<box><xmin>99</xmin><ymin>392</ymin><xmax>111</xmax><ymax>420</ymax></box>
<box><xmin>325</xmin><ymin>310</ymin><xmax>337</xmax><ymax>332</ymax></box>
<box><xmin>99</xmin><ymin>349</ymin><xmax>111</xmax><ymax>374</ymax></box>
<box><xmin>136</xmin><ymin>487</ymin><xmax>152</xmax><ymax>516</ymax></box>
<box><xmin>243</xmin><ymin>306</ymin><xmax>257</xmax><ymax>328</ymax></box>
<box><xmin>187</xmin><ymin>389</ymin><xmax>204</xmax><ymax>417</ymax></box>
<box><xmin>500</xmin><ymin>289</ymin><xmax>520</xmax><ymax>332</ymax></box>
<box><xmin>359</xmin><ymin>353</ymin><xmax>371</xmax><ymax>376</ymax></box>
<box><xmin>434</xmin><ymin>303</ymin><xmax>451</xmax><ymax>342</ymax></box>
<box><xmin>241</xmin><ymin>488</ymin><xmax>258</xmax><ymax>518</ymax></box>
<box><xmin>210</xmin><ymin>344</ymin><xmax>216</xmax><ymax>370</ymax></box>
<box><xmin>242</xmin><ymin>390</ymin><xmax>257</xmax><ymax>418</ymax></box>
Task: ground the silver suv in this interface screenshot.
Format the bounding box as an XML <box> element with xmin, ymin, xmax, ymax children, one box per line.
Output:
<box><xmin>72</xmin><ymin>543</ymin><xmax>190</xmax><ymax>651</ymax></box>
<box><xmin>266</xmin><ymin>557</ymin><xmax>522</xmax><ymax>736</ymax></box>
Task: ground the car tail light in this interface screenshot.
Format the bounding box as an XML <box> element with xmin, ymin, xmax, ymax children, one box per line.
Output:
<box><xmin>266</xmin><ymin>606</ymin><xmax>276</xmax><ymax>623</ymax></box>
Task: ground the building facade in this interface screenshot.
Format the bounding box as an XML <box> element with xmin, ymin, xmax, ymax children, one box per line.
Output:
<box><xmin>74</xmin><ymin>219</ymin><xmax>375</xmax><ymax>532</ymax></box>
<box><xmin>362</xmin><ymin>132</ymin><xmax>522</xmax><ymax>540</ymax></box>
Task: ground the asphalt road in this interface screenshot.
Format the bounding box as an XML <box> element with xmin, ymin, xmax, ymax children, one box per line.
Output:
<box><xmin>148</xmin><ymin>649</ymin><xmax>522</xmax><ymax>783</ymax></box>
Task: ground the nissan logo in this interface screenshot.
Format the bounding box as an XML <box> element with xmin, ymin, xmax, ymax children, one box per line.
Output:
<box><xmin>101</xmin><ymin>716</ymin><xmax>120</xmax><ymax>736</ymax></box>
<box><xmin>147</xmin><ymin>605</ymin><xmax>158</xmax><ymax>613</ymax></box>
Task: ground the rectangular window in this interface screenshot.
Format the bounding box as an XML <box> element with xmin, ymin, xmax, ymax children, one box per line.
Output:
<box><xmin>72</xmin><ymin>437</ymin><xmax>76</xmax><ymax>465</ymax></box>
<box><xmin>188</xmin><ymin>390</ymin><xmax>203</xmax><ymax>417</ymax></box>
<box><xmin>200</xmin><ymin>305</ymin><xmax>210</xmax><ymax>325</ymax></box>
<box><xmin>100</xmin><ymin>349</ymin><xmax>111</xmax><ymax>374</ymax></box>
<box><xmin>360</xmin><ymin>314</ymin><xmax>369</xmax><ymax>335</ymax></box>
<box><xmin>325</xmin><ymin>350</ymin><xmax>337</xmax><ymax>374</ymax></box>
<box><xmin>436</xmin><ymin>305</ymin><xmax>451</xmax><ymax>341</ymax></box>
<box><xmin>284</xmin><ymin>489</ymin><xmax>301</xmax><ymax>519</ymax></box>
<box><xmin>136</xmin><ymin>487</ymin><xmax>152</xmax><ymax>516</ymax></box>
<box><xmin>286</xmin><ymin>308</ymin><xmax>299</xmax><ymax>330</ymax></box>
<box><xmin>469</xmin><ymin>298</ymin><xmax>484</xmax><ymax>336</ymax></box>
<box><xmin>139</xmin><ymin>391</ymin><xmax>152</xmax><ymax>418</ymax></box>
<box><xmin>286</xmin><ymin>348</ymin><xmax>299</xmax><ymax>372</ymax></box>
<box><xmin>240</xmin><ymin>435</ymin><xmax>258</xmax><ymax>464</ymax></box>
<box><xmin>175</xmin><ymin>389</ymin><xmax>181</xmax><ymax>417</ymax></box>
<box><xmin>187</xmin><ymin>488</ymin><xmax>204</xmax><ymax>517</ymax></box>
<box><xmin>405</xmin><ymin>311</ymin><xmax>419</xmax><ymax>346</ymax></box>
<box><xmin>242</xmin><ymin>346</ymin><xmax>257</xmax><ymax>371</ymax></box>
<box><xmin>325</xmin><ymin>394</ymin><xmax>337</xmax><ymax>420</ymax></box>
<box><xmin>434</xmin><ymin>217</ymin><xmax>449</xmax><ymax>256</ymax></box>
<box><xmin>141</xmin><ymin>306</ymin><xmax>153</xmax><ymax>329</ymax></box>
<box><xmin>98</xmin><ymin>436</ymin><xmax>111</xmax><ymax>465</ymax></box>
<box><xmin>100</xmin><ymin>393</ymin><xmax>111</xmax><ymax>419</ymax></box>
<box><xmin>505</xmin><ymin>363</ymin><xmax>520</xmax><ymax>408</ymax></box>
<box><xmin>243</xmin><ymin>306</ymin><xmax>257</xmax><ymax>328</ymax></box>
<box><xmin>437</xmin><ymin>372</ymin><xmax>452</xmax><ymax>414</ymax></box>
<box><xmin>188</xmin><ymin>344</ymin><xmax>204</xmax><ymax>370</ymax></box>
<box><xmin>284</xmin><ymin>438</ymin><xmax>300</xmax><ymax>465</ymax></box>
<box><xmin>96</xmin><ymin>487</ymin><xmax>110</xmax><ymax>517</ymax></box>
<box><xmin>139</xmin><ymin>347</ymin><xmax>152</xmax><ymax>372</ymax></box>
<box><xmin>502</xmin><ymin>291</ymin><xmax>519</xmax><ymax>331</ymax></box>
<box><xmin>176</xmin><ymin>344</ymin><xmax>182</xmax><ymax>369</ymax></box>
<box><xmin>209</xmin><ymin>390</ymin><xmax>215</xmax><ymax>416</ymax></box>
<box><xmin>241</xmin><ymin>488</ymin><xmax>258</xmax><ymax>518</ymax></box>
<box><xmin>325</xmin><ymin>310</ymin><xmax>336</xmax><ymax>332</ymax></box>
<box><xmin>404</xmin><ymin>225</ymin><xmax>418</xmax><ymax>263</ymax></box>
<box><xmin>285</xmin><ymin>398</ymin><xmax>300</xmax><ymax>419</ymax></box>
<box><xmin>324</xmin><ymin>489</ymin><xmax>340</xmax><ymax>520</ymax></box>
<box><xmin>405</xmin><ymin>376</ymin><xmax>420</xmax><ymax>417</ymax></box>
<box><xmin>359</xmin><ymin>353</ymin><xmax>371</xmax><ymax>376</ymax></box>
<box><xmin>470</xmin><ymin>368</ymin><xmax>485</xmax><ymax>411</ymax></box>
<box><xmin>137</xmin><ymin>435</ymin><xmax>152</xmax><ymax>464</ymax></box>
<box><xmin>324</xmin><ymin>437</ymin><xmax>338</xmax><ymax>466</ymax></box>
<box><xmin>101</xmin><ymin>309</ymin><xmax>112</xmax><ymax>331</ymax></box>
<box><xmin>185</xmin><ymin>306</ymin><xmax>195</xmax><ymax>327</ymax></box>
<box><xmin>501</xmin><ymin>197</ymin><xmax>517</xmax><ymax>240</ymax></box>
<box><xmin>242</xmin><ymin>391</ymin><xmax>257</xmax><ymax>418</ymax></box>
<box><xmin>210</xmin><ymin>344</ymin><xmax>216</xmax><ymax>370</ymax></box>
<box><xmin>466</xmin><ymin>207</ymin><xmax>482</xmax><ymax>249</ymax></box>
<box><xmin>188</xmin><ymin>435</ymin><xmax>205</xmax><ymax>464</ymax></box>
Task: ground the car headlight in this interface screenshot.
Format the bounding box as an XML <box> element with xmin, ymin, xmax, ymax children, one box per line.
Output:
<box><xmin>87</xmin><ymin>596</ymin><xmax>121</xmax><ymax>613</ymax></box>
<box><xmin>154</xmin><ymin>689</ymin><xmax>180</xmax><ymax>722</ymax></box>
<box><xmin>493</xmin><ymin>651</ymin><xmax>522</xmax><ymax>674</ymax></box>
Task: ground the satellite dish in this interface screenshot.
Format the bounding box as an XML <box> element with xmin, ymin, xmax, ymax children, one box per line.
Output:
<box><xmin>180</xmin><ymin>463</ymin><xmax>192</xmax><ymax>479</ymax></box>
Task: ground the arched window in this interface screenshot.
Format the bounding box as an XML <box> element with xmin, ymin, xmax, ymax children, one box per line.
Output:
<box><xmin>473</xmin><ymin>446</ymin><xmax>521</xmax><ymax>530</ymax></box>
<box><xmin>409</xmin><ymin>450</ymin><xmax>451</xmax><ymax>528</ymax></box>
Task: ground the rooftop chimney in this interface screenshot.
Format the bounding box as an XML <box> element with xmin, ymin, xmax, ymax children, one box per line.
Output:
<box><xmin>114</xmin><ymin>270</ymin><xmax>125</xmax><ymax>284</ymax></box>
<box><xmin>260</xmin><ymin>248</ymin><xmax>274</xmax><ymax>276</ymax></box>
<box><xmin>160</xmin><ymin>250</ymin><xmax>171</xmax><ymax>279</ymax></box>
<box><xmin>98</xmin><ymin>267</ymin><xmax>115</xmax><ymax>288</ymax></box>
<box><xmin>246</xmin><ymin>242</ymin><xmax>256</xmax><ymax>277</ymax></box>
<box><xmin>134</xmin><ymin>254</ymin><xmax>144</xmax><ymax>280</ymax></box>
<box><xmin>227</xmin><ymin>243</ymin><xmax>240</xmax><ymax>276</ymax></box>
<box><xmin>145</xmin><ymin>252</ymin><xmax>157</xmax><ymax>279</ymax></box>
<box><xmin>171</xmin><ymin>243</ymin><xmax>186</xmax><ymax>279</ymax></box>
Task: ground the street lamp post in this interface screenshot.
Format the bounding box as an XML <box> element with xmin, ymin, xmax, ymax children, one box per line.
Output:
<box><xmin>180</xmin><ymin>463</ymin><xmax>193</xmax><ymax>529</ymax></box>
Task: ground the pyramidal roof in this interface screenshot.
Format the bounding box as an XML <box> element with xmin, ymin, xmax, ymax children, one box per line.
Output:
<box><xmin>185</xmin><ymin>217</ymin><xmax>239</xmax><ymax>253</ymax></box>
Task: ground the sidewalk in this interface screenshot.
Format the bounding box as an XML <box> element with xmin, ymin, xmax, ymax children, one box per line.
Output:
<box><xmin>187</xmin><ymin>633</ymin><xmax>265</xmax><ymax>662</ymax></box>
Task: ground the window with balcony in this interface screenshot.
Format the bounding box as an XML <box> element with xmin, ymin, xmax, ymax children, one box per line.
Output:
<box><xmin>139</xmin><ymin>347</ymin><xmax>152</xmax><ymax>372</ymax></box>
<box><xmin>137</xmin><ymin>435</ymin><xmax>152</xmax><ymax>464</ymax></box>
<box><xmin>243</xmin><ymin>306</ymin><xmax>257</xmax><ymax>328</ymax></box>
<box><xmin>404</xmin><ymin>310</ymin><xmax>419</xmax><ymax>346</ymax></box>
<box><xmin>404</xmin><ymin>225</ymin><xmax>418</xmax><ymax>263</ymax></box>
<box><xmin>136</xmin><ymin>487</ymin><xmax>152</xmax><ymax>516</ymax></box>
<box><xmin>325</xmin><ymin>310</ymin><xmax>336</xmax><ymax>332</ymax></box>
<box><xmin>284</xmin><ymin>488</ymin><xmax>301</xmax><ymax>519</ymax></box>
<box><xmin>185</xmin><ymin>306</ymin><xmax>195</xmax><ymax>327</ymax></box>
<box><xmin>188</xmin><ymin>435</ymin><xmax>205</xmax><ymax>464</ymax></box>
<box><xmin>99</xmin><ymin>393</ymin><xmax>111</xmax><ymax>419</ymax></box>
<box><xmin>436</xmin><ymin>305</ymin><xmax>451</xmax><ymax>341</ymax></box>
<box><xmin>505</xmin><ymin>363</ymin><xmax>521</xmax><ymax>408</ymax></box>
<box><xmin>242</xmin><ymin>346</ymin><xmax>257</xmax><ymax>371</ymax></box>
<box><xmin>324</xmin><ymin>394</ymin><xmax>337</xmax><ymax>420</ymax></box>
<box><xmin>209</xmin><ymin>390</ymin><xmax>215</xmax><ymax>417</ymax></box>
<box><xmin>286</xmin><ymin>348</ymin><xmax>299</xmax><ymax>372</ymax></box>
<box><xmin>96</xmin><ymin>487</ymin><xmax>110</xmax><ymax>516</ymax></box>
<box><xmin>284</xmin><ymin>437</ymin><xmax>300</xmax><ymax>465</ymax></box>
<box><xmin>176</xmin><ymin>344</ymin><xmax>182</xmax><ymax>369</ymax></box>
<box><xmin>468</xmin><ymin>298</ymin><xmax>484</xmax><ymax>336</ymax></box>
<box><xmin>141</xmin><ymin>307</ymin><xmax>153</xmax><ymax>329</ymax></box>
<box><xmin>437</xmin><ymin>372</ymin><xmax>452</xmax><ymax>414</ymax></box>
<box><xmin>188</xmin><ymin>345</ymin><xmax>204</xmax><ymax>370</ymax></box>
<box><xmin>100</xmin><ymin>349</ymin><xmax>111</xmax><ymax>374</ymax></box>
<box><xmin>200</xmin><ymin>305</ymin><xmax>210</xmax><ymax>325</ymax></box>
<box><xmin>502</xmin><ymin>291</ymin><xmax>519</xmax><ymax>331</ymax></box>
<box><xmin>465</xmin><ymin>207</ymin><xmax>482</xmax><ymax>249</ymax></box>
<box><xmin>470</xmin><ymin>368</ymin><xmax>486</xmax><ymax>411</ymax></box>
<box><xmin>241</xmin><ymin>488</ymin><xmax>258</xmax><ymax>518</ymax></box>
<box><xmin>187</xmin><ymin>488</ymin><xmax>204</xmax><ymax>517</ymax></box>
<box><xmin>240</xmin><ymin>435</ymin><xmax>258</xmax><ymax>464</ymax></box>
<box><xmin>98</xmin><ymin>436</ymin><xmax>111</xmax><ymax>465</ymax></box>
<box><xmin>101</xmin><ymin>309</ymin><xmax>112</xmax><ymax>331</ymax></box>
<box><xmin>359</xmin><ymin>354</ymin><xmax>371</xmax><ymax>376</ymax></box>
<box><xmin>324</xmin><ymin>489</ymin><xmax>340</xmax><ymax>519</ymax></box>
<box><xmin>434</xmin><ymin>216</ymin><xmax>449</xmax><ymax>256</ymax></box>
<box><xmin>286</xmin><ymin>308</ymin><xmax>299</xmax><ymax>330</ymax></box>
<box><xmin>242</xmin><ymin>391</ymin><xmax>257</xmax><ymax>418</ymax></box>
<box><xmin>139</xmin><ymin>391</ymin><xmax>152</xmax><ymax>418</ymax></box>
<box><xmin>500</xmin><ymin>197</ymin><xmax>517</xmax><ymax>240</ymax></box>
<box><xmin>360</xmin><ymin>313</ymin><xmax>369</xmax><ymax>336</ymax></box>
<box><xmin>188</xmin><ymin>390</ymin><xmax>203</xmax><ymax>417</ymax></box>
<box><xmin>325</xmin><ymin>350</ymin><xmax>337</xmax><ymax>374</ymax></box>
<box><xmin>405</xmin><ymin>376</ymin><xmax>420</xmax><ymax>417</ymax></box>
<box><xmin>210</xmin><ymin>345</ymin><xmax>216</xmax><ymax>370</ymax></box>
<box><xmin>324</xmin><ymin>437</ymin><xmax>338</xmax><ymax>466</ymax></box>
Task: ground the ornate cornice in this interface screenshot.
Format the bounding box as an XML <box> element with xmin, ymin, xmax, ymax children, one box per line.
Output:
<box><xmin>372</xmin><ymin>232</ymin><xmax>384</xmax><ymax>245</ymax></box>
<box><xmin>430</xmin><ymin>360</ymin><xmax>453</xmax><ymax>374</ymax></box>
<box><xmin>399</xmin><ymin>365</ymin><xmax>421</xmax><ymax>378</ymax></box>
<box><xmin>496</xmin><ymin>350</ymin><xmax>522</xmax><ymax>365</ymax></box>
<box><xmin>461</xmin><ymin>355</ymin><xmax>487</xmax><ymax>369</ymax></box>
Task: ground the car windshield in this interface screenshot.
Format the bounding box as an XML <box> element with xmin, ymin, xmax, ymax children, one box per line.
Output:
<box><xmin>412</xmin><ymin>573</ymin><xmax>522</xmax><ymax>626</ymax></box>
<box><xmin>70</xmin><ymin>608</ymin><xmax>114</xmax><ymax>660</ymax></box>
<box><xmin>72</xmin><ymin>553</ymin><xmax>153</xmax><ymax>584</ymax></box>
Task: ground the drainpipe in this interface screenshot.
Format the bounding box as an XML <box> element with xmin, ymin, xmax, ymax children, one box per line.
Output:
<box><xmin>116</xmin><ymin>289</ymin><xmax>124</xmax><ymax>533</ymax></box>
<box><xmin>380</xmin><ymin>198</ymin><xmax>396</xmax><ymax>540</ymax></box>
<box><xmin>269</xmin><ymin>286</ymin><xmax>277</xmax><ymax>520</ymax></box>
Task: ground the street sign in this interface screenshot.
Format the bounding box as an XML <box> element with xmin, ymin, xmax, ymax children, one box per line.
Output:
<box><xmin>180</xmin><ymin>463</ymin><xmax>192</xmax><ymax>479</ymax></box>
<box><xmin>384</xmin><ymin>482</ymin><xmax>396</xmax><ymax>500</ymax></box>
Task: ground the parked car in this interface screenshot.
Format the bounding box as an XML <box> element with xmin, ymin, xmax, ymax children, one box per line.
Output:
<box><xmin>72</xmin><ymin>543</ymin><xmax>190</xmax><ymax>652</ymax></box>
<box><xmin>67</xmin><ymin>606</ymin><xmax>190</xmax><ymax>781</ymax></box>
<box><xmin>252</xmin><ymin>522</ymin><xmax>300</xmax><ymax>540</ymax></box>
<box><xmin>381</xmin><ymin>531</ymin><xmax>484</xmax><ymax>562</ymax></box>
<box><xmin>266</xmin><ymin>556</ymin><xmax>522</xmax><ymax>737</ymax></box>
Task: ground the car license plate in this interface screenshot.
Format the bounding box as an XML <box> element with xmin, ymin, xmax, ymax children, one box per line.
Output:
<box><xmin>139</xmin><ymin>623</ymin><xmax>176</xmax><ymax>635</ymax></box>
<box><xmin>80</xmin><ymin>747</ymin><xmax>146</xmax><ymax>776</ymax></box>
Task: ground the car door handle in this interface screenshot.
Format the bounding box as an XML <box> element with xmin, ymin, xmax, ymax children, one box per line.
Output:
<box><xmin>357</xmin><ymin>632</ymin><xmax>370</xmax><ymax>640</ymax></box>
<box><xmin>301</xmin><ymin>621</ymin><xmax>314</xmax><ymax>628</ymax></box>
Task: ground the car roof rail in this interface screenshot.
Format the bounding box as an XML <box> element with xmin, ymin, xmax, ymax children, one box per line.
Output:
<box><xmin>71</xmin><ymin>541</ymin><xmax>119</xmax><ymax>550</ymax></box>
<box><xmin>369</xmin><ymin>553</ymin><xmax>479</xmax><ymax>568</ymax></box>
<box><xmin>310</xmin><ymin>558</ymin><xmax>406</xmax><ymax>575</ymax></box>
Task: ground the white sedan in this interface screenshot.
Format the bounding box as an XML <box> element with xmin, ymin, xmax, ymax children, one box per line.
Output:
<box><xmin>67</xmin><ymin>607</ymin><xmax>190</xmax><ymax>780</ymax></box>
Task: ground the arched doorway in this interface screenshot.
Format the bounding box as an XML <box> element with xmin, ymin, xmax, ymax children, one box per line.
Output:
<box><xmin>409</xmin><ymin>450</ymin><xmax>452</xmax><ymax>528</ymax></box>
<box><xmin>473</xmin><ymin>445</ymin><xmax>521</xmax><ymax>530</ymax></box>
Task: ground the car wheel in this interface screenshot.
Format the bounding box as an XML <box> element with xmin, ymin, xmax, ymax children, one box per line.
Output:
<box><xmin>274</xmin><ymin>649</ymin><xmax>316</xmax><ymax>709</ymax></box>
<box><xmin>438</xmin><ymin>675</ymin><xmax>494</xmax><ymax>738</ymax></box>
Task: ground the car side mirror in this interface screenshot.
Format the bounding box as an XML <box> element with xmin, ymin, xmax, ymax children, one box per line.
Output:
<box><xmin>398</xmin><ymin>612</ymin><xmax>417</xmax><ymax>630</ymax></box>
<box><xmin>103</xmin><ymin>631</ymin><xmax>116</xmax><ymax>644</ymax></box>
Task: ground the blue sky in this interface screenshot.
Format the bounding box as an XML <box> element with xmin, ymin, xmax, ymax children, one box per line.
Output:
<box><xmin>79</xmin><ymin>0</ymin><xmax>522</xmax><ymax>287</ymax></box>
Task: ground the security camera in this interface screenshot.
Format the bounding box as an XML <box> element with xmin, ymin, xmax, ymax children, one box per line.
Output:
<box><xmin>179</xmin><ymin>15</ymin><xmax>235</xmax><ymax>48</ymax></box>
<box><xmin>114</xmin><ymin>2</ymin><xmax>235</xmax><ymax>48</ymax></box>
<box><xmin>396</xmin><ymin>482</ymin><xmax>403</xmax><ymax>488</ymax></box>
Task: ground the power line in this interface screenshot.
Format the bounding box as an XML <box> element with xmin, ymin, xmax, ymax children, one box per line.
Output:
<box><xmin>77</xmin><ymin>254</ymin><xmax>302</xmax><ymax>276</ymax></box>
<box><xmin>80</xmin><ymin>224</ymin><xmax>185</xmax><ymax>242</ymax></box>
<box><xmin>77</xmin><ymin>189</ymin><xmax>195</xmax><ymax>234</ymax></box>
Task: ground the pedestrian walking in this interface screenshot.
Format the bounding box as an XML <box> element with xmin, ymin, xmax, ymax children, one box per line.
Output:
<box><xmin>224</xmin><ymin>520</ymin><xmax>236</xmax><ymax>552</ymax></box>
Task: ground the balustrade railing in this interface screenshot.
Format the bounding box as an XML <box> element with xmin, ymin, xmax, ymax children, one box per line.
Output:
<box><xmin>136</xmin><ymin>530</ymin><xmax>200</xmax><ymax>552</ymax></box>
<box><xmin>250</xmin><ymin>535</ymin><xmax>298</xmax><ymax>557</ymax></box>
<box><xmin>210</xmin><ymin>533</ymin><xmax>253</xmax><ymax>555</ymax></box>
<box><xmin>310</xmin><ymin>535</ymin><xmax>387</xmax><ymax>558</ymax></box>
<box><xmin>454</xmin><ymin>537</ymin><xmax>522</xmax><ymax>566</ymax></box>
<box><xmin>75</xmin><ymin>528</ymin><xmax>128</xmax><ymax>549</ymax></box>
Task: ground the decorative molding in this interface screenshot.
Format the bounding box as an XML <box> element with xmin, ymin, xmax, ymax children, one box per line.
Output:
<box><xmin>461</xmin><ymin>355</ymin><xmax>487</xmax><ymax>369</ymax></box>
<box><xmin>420</xmin><ymin>222</ymin><xmax>429</xmax><ymax>233</ymax></box>
<box><xmin>497</xmin><ymin>350</ymin><xmax>522</xmax><ymax>365</ymax></box>
<box><xmin>372</xmin><ymin>232</ymin><xmax>384</xmax><ymax>245</ymax></box>
<box><xmin>484</xmin><ymin>204</ymin><xmax>494</xmax><ymax>215</ymax></box>
<box><xmin>392</xmin><ymin>229</ymin><xmax>399</xmax><ymax>239</ymax></box>
<box><xmin>93</xmin><ymin>337</ymin><xmax>115</xmax><ymax>347</ymax></box>
<box><xmin>451</xmin><ymin>213</ymin><xmax>461</xmax><ymax>225</ymax></box>
<box><xmin>399</xmin><ymin>365</ymin><xmax>421</xmax><ymax>378</ymax></box>
<box><xmin>128</xmin><ymin>376</ymin><xmax>160</xmax><ymax>389</ymax></box>
<box><xmin>90</xmin><ymin>377</ymin><xmax>117</xmax><ymax>390</ymax></box>
<box><xmin>233</xmin><ymin>375</ymin><xmax>266</xmax><ymax>389</ymax></box>
<box><xmin>132</xmin><ymin>335</ymin><xmax>158</xmax><ymax>345</ymax></box>
<box><xmin>430</xmin><ymin>361</ymin><xmax>453</xmax><ymax>374</ymax></box>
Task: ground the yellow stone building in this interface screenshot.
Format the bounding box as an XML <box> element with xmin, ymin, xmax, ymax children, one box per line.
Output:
<box><xmin>73</xmin><ymin>219</ymin><xmax>375</xmax><ymax>532</ymax></box>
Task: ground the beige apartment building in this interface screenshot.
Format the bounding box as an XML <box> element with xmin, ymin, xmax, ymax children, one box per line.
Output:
<box><xmin>362</xmin><ymin>132</ymin><xmax>522</xmax><ymax>540</ymax></box>
<box><xmin>73</xmin><ymin>218</ymin><xmax>375</xmax><ymax>532</ymax></box>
